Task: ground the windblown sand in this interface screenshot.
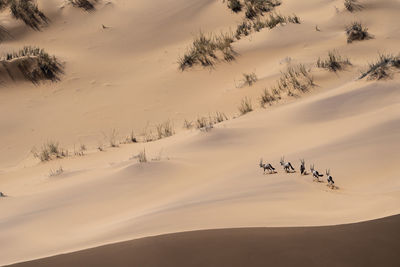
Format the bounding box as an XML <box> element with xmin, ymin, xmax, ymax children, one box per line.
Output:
<box><xmin>0</xmin><ymin>0</ymin><xmax>399</xmax><ymax>266</ymax></box>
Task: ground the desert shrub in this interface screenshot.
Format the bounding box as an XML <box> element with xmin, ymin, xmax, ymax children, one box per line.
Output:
<box><xmin>346</xmin><ymin>22</ymin><xmax>371</xmax><ymax>43</ymax></box>
<box><xmin>238</xmin><ymin>97</ymin><xmax>253</xmax><ymax>115</ymax></box>
<box><xmin>183</xmin><ymin>119</ymin><xmax>194</xmax><ymax>129</ymax></box>
<box><xmin>226</xmin><ymin>0</ymin><xmax>242</xmax><ymax>13</ymax></box>
<box><xmin>179</xmin><ymin>32</ymin><xmax>236</xmax><ymax>70</ymax></box>
<box><xmin>360</xmin><ymin>54</ymin><xmax>400</xmax><ymax>80</ymax></box>
<box><xmin>344</xmin><ymin>0</ymin><xmax>363</xmax><ymax>12</ymax></box>
<box><xmin>69</xmin><ymin>0</ymin><xmax>97</xmax><ymax>11</ymax></box>
<box><xmin>277</xmin><ymin>64</ymin><xmax>314</xmax><ymax>94</ymax></box>
<box><xmin>156</xmin><ymin>121</ymin><xmax>174</xmax><ymax>139</ymax></box>
<box><xmin>317</xmin><ymin>51</ymin><xmax>351</xmax><ymax>72</ymax></box>
<box><xmin>0</xmin><ymin>0</ymin><xmax>48</xmax><ymax>30</ymax></box>
<box><xmin>32</xmin><ymin>141</ymin><xmax>68</xmax><ymax>162</ymax></box>
<box><xmin>242</xmin><ymin>72</ymin><xmax>258</xmax><ymax>86</ymax></box>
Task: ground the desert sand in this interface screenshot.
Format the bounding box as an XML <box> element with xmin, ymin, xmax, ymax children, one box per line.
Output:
<box><xmin>0</xmin><ymin>0</ymin><xmax>399</xmax><ymax>266</ymax></box>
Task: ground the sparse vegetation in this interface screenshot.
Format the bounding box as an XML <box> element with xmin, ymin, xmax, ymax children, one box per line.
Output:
<box><xmin>346</xmin><ymin>22</ymin><xmax>371</xmax><ymax>43</ymax></box>
<box><xmin>0</xmin><ymin>0</ymin><xmax>48</xmax><ymax>30</ymax></box>
<box><xmin>317</xmin><ymin>51</ymin><xmax>351</xmax><ymax>72</ymax></box>
<box><xmin>2</xmin><ymin>46</ymin><xmax>63</xmax><ymax>84</ymax></box>
<box><xmin>360</xmin><ymin>54</ymin><xmax>400</xmax><ymax>80</ymax></box>
<box><xmin>156</xmin><ymin>121</ymin><xmax>174</xmax><ymax>139</ymax></box>
<box><xmin>225</xmin><ymin>0</ymin><xmax>242</xmax><ymax>13</ymax></box>
<box><xmin>49</xmin><ymin>166</ymin><xmax>64</xmax><ymax>177</ymax></box>
<box><xmin>32</xmin><ymin>141</ymin><xmax>68</xmax><ymax>162</ymax></box>
<box><xmin>242</xmin><ymin>72</ymin><xmax>258</xmax><ymax>86</ymax></box>
<box><xmin>260</xmin><ymin>88</ymin><xmax>278</xmax><ymax>107</ymax></box>
<box><xmin>69</xmin><ymin>0</ymin><xmax>97</xmax><ymax>11</ymax></box>
<box><xmin>277</xmin><ymin>64</ymin><xmax>314</xmax><ymax>94</ymax></box>
<box><xmin>244</xmin><ymin>0</ymin><xmax>281</xmax><ymax>20</ymax></box>
<box><xmin>108</xmin><ymin>129</ymin><xmax>119</xmax><ymax>147</ymax></box>
<box><xmin>238</xmin><ymin>97</ymin><xmax>253</xmax><ymax>115</ymax></box>
<box><xmin>344</xmin><ymin>0</ymin><xmax>363</xmax><ymax>12</ymax></box>
<box><xmin>178</xmin><ymin>32</ymin><xmax>236</xmax><ymax>70</ymax></box>
<box><xmin>138</xmin><ymin>149</ymin><xmax>147</xmax><ymax>163</ymax></box>
<box><xmin>183</xmin><ymin>119</ymin><xmax>194</xmax><ymax>129</ymax></box>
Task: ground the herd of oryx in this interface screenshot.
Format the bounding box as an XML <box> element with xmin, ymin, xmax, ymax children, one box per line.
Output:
<box><xmin>259</xmin><ymin>157</ymin><xmax>336</xmax><ymax>189</ymax></box>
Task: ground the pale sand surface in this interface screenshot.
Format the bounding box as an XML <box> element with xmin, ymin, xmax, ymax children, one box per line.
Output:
<box><xmin>0</xmin><ymin>0</ymin><xmax>399</xmax><ymax>265</ymax></box>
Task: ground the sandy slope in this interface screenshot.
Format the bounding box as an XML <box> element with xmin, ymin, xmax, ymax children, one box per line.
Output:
<box><xmin>7</xmin><ymin>215</ymin><xmax>400</xmax><ymax>267</ymax></box>
<box><xmin>0</xmin><ymin>0</ymin><xmax>400</xmax><ymax>265</ymax></box>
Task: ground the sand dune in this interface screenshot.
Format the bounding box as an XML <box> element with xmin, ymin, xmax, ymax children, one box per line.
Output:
<box><xmin>0</xmin><ymin>0</ymin><xmax>399</xmax><ymax>266</ymax></box>
<box><xmin>7</xmin><ymin>215</ymin><xmax>400</xmax><ymax>267</ymax></box>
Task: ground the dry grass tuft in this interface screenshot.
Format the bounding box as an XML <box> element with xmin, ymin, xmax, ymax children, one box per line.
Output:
<box><xmin>2</xmin><ymin>46</ymin><xmax>63</xmax><ymax>84</ymax></box>
<box><xmin>360</xmin><ymin>54</ymin><xmax>400</xmax><ymax>80</ymax></box>
<box><xmin>32</xmin><ymin>141</ymin><xmax>68</xmax><ymax>162</ymax></box>
<box><xmin>69</xmin><ymin>0</ymin><xmax>97</xmax><ymax>11</ymax></box>
<box><xmin>156</xmin><ymin>121</ymin><xmax>175</xmax><ymax>139</ymax></box>
<box><xmin>49</xmin><ymin>166</ymin><xmax>64</xmax><ymax>177</ymax></box>
<box><xmin>346</xmin><ymin>22</ymin><xmax>372</xmax><ymax>43</ymax></box>
<box><xmin>344</xmin><ymin>0</ymin><xmax>363</xmax><ymax>12</ymax></box>
<box><xmin>178</xmin><ymin>32</ymin><xmax>237</xmax><ymax>70</ymax></box>
<box><xmin>242</xmin><ymin>72</ymin><xmax>258</xmax><ymax>86</ymax></box>
<box><xmin>238</xmin><ymin>97</ymin><xmax>253</xmax><ymax>115</ymax></box>
<box><xmin>138</xmin><ymin>149</ymin><xmax>147</xmax><ymax>163</ymax></box>
<box><xmin>0</xmin><ymin>0</ymin><xmax>49</xmax><ymax>30</ymax></box>
<box><xmin>317</xmin><ymin>51</ymin><xmax>351</xmax><ymax>72</ymax></box>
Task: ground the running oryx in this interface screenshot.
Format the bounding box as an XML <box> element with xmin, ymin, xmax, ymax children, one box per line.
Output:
<box><xmin>280</xmin><ymin>156</ymin><xmax>295</xmax><ymax>173</ymax></box>
<box><xmin>300</xmin><ymin>159</ymin><xmax>307</xmax><ymax>175</ymax></box>
<box><xmin>326</xmin><ymin>169</ymin><xmax>335</xmax><ymax>188</ymax></box>
<box><xmin>310</xmin><ymin>164</ymin><xmax>323</xmax><ymax>181</ymax></box>
<box><xmin>259</xmin><ymin>158</ymin><xmax>276</xmax><ymax>174</ymax></box>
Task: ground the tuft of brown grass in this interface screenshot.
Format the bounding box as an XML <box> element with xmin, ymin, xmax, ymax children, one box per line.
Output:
<box><xmin>138</xmin><ymin>149</ymin><xmax>147</xmax><ymax>163</ymax></box>
<box><xmin>178</xmin><ymin>32</ymin><xmax>237</xmax><ymax>70</ymax></box>
<box><xmin>238</xmin><ymin>97</ymin><xmax>253</xmax><ymax>115</ymax></box>
<box><xmin>359</xmin><ymin>54</ymin><xmax>400</xmax><ymax>80</ymax></box>
<box><xmin>156</xmin><ymin>121</ymin><xmax>175</xmax><ymax>139</ymax></box>
<box><xmin>242</xmin><ymin>72</ymin><xmax>258</xmax><ymax>86</ymax></box>
<box><xmin>346</xmin><ymin>22</ymin><xmax>372</xmax><ymax>43</ymax></box>
<box><xmin>0</xmin><ymin>0</ymin><xmax>49</xmax><ymax>30</ymax></box>
<box><xmin>344</xmin><ymin>0</ymin><xmax>363</xmax><ymax>12</ymax></box>
<box><xmin>2</xmin><ymin>46</ymin><xmax>63</xmax><ymax>84</ymax></box>
<box><xmin>32</xmin><ymin>141</ymin><xmax>68</xmax><ymax>162</ymax></box>
<box><xmin>317</xmin><ymin>51</ymin><xmax>351</xmax><ymax>72</ymax></box>
<box><xmin>69</xmin><ymin>0</ymin><xmax>97</xmax><ymax>11</ymax></box>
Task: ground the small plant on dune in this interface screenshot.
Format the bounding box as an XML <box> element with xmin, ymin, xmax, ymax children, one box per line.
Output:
<box><xmin>242</xmin><ymin>72</ymin><xmax>258</xmax><ymax>86</ymax></box>
<box><xmin>287</xmin><ymin>14</ymin><xmax>301</xmax><ymax>24</ymax></box>
<box><xmin>107</xmin><ymin>129</ymin><xmax>119</xmax><ymax>147</ymax></box>
<box><xmin>235</xmin><ymin>20</ymin><xmax>252</xmax><ymax>39</ymax></box>
<box><xmin>277</xmin><ymin>64</ymin><xmax>314</xmax><ymax>94</ymax></box>
<box><xmin>178</xmin><ymin>32</ymin><xmax>236</xmax><ymax>70</ymax></box>
<box><xmin>265</xmin><ymin>13</ymin><xmax>286</xmax><ymax>28</ymax></box>
<box><xmin>0</xmin><ymin>0</ymin><xmax>48</xmax><ymax>30</ymax></box>
<box><xmin>138</xmin><ymin>149</ymin><xmax>147</xmax><ymax>163</ymax></box>
<box><xmin>156</xmin><ymin>121</ymin><xmax>175</xmax><ymax>139</ymax></box>
<box><xmin>225</xmin><ymin>0</ymin><xmax>242</xmax><ymax>13</ymax></box>
<box><xmin>238</xmin><ymin>97</ymin><xmax>253</xmax><ymax>115</ymax></box>
<box><xmin>346</xmin><ymin>22</ymin><xmax>372</xmax><ymax>43</ymax></box>
<box><xmin>49</xmin><ymin>166</ymin><xmax>64</xmax><ymax>177</ymax></box>
<box><xmin>260</xmin><ymin>88</ymin><xmax>278</xmax><ymax>107</ymax></box>
<box><xmin>3</xmin><ymin>46</ymin><xmax>63</xmax><ymax>83</ymax></box>
<box><xmin>344</xmin><ymin>0</ymin><xmax>363</xmax><ymax>12</ymax></box>
<box><xmin>69</xmin><ymin>0</ymin><xmax>97</xmax><ymax>11</ymax></box>
<box><xmin>183</xmin><ymin>119</ymin><xmax>194</xmax><ymax>129</ymax></box>
<box><xmin>359</xmin><ymin>54</ymin><xmax>400</xmax><ymax>80</ymax></box>
<box><xmin>244</xmin><ymin>0</ymin><xmax>282</xmax><ymax>20</ymax></box>
<box><xmin>32</xmin><ymin>141</ymin><xmax>68</xmax><ymax>162</ymax></box>
<box><xmin>213</xmin><ymin>111</ymin><xmax>229</xmax><ymax>123</ymax></box>
<box><xmin>317</xmin><ymin>51</ymin><xmax>351</xmax><ymax>72</ymax></box>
